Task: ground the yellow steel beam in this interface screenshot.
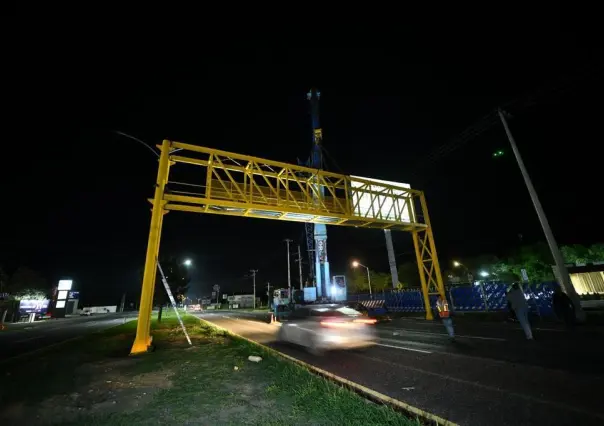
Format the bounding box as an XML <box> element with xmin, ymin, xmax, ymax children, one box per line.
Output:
<box><xmin>171</xmin><ymin>141</ymin><xmax>345</xmax><ymax>180</ymax></box>
<box><xmin>162</xmin><ymin>193</ymin><xmax>424</xmax><ymax>231</ymax></box>
<box><xmin>165</xmin><ymin>203</ymin><xmax>421</xmax><ymax>231</ymax></box>
<box><xmin>131</xmin><ymin>140</ymin><xmax>172</xmax><ymax>355</ymax></box>
<box><xmin>168</xmin><ymin>155</ymin><xmax>416</xmax><ymax>227</ymax></box>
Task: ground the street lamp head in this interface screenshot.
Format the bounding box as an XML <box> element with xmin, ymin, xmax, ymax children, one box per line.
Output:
<box><xmin>453</xmin><ymin>261</ymin><xmax>461</xmax><ymax>267</ymax></box>
<box><xmin>184</xmin><ymin>259</ymin><xmax>192</xmax><ymax>267</ymax></box>
<box><xmin>352</xmin><ymin>261</ymin><xmax>359</xmax><ymax>268</ymax></box>
<box><xmin>479</xmin><ymin>270</ymin><xmax>489</xmax><ymax>277</ymax></box>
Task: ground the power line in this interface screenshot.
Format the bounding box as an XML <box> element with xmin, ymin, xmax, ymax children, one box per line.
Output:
<box><xmin>115</xmin><ymin>131</ymin><xmax>159</xmax><ymax>158</ymax></box>
<box><xmin>406</xmin><ymin>70</ymin><xmax>595</xmax><ymax>180</ymax></box>
<box><xmin>321</xmin><ymin>145</ymin><xmax>346</xmax><ymax>175</ymax></box>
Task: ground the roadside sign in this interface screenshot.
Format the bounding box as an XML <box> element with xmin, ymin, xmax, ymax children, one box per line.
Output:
<box><xmin>211</xmin><ymin>291</ymin><xmax>216</xmax><ymax>298</ymax></box>
<box><xmin>520</xmin><ymin>268</ymin><xmax>529</xmax><ymax>283</ymax></box>
<box><xmin>213</xmin><ymin>284</ymin><xmax>220</xmax><ymax>291</ymax></box>
<box><xmin>222</xmin><ymin>294</ymin><xmax>227</xmax><ymax>300</ymax></box>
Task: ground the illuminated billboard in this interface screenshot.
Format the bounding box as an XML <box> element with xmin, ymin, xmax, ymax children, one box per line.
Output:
<box><xmin>350</xmin><ymin>176</ymin><xmax>412</xmax><ymax>222</ymax></box>
<box><xmin>19</xmin><ymin>299</ymin><xmax>50</xmax><ymax>315</ymax></box>
<box><xmin>58</xmin><ymin>280</ymin><xmax>73</xmax><ymax>291</ymax></box>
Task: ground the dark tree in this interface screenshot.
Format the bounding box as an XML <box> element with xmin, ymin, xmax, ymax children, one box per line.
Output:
<box><xmin>7</xmin><ymin>267</ymin><xmax>48</xmax><ymax>300</ymax></box>
<box><xmin>397</xmin><ymin>261</ymin><xmax>421</xmax><ymax>288</ymax></box>
<box><xmin>0</xmin><ymin>266</ymin><xmax>9</xmax><ymax>294</ymax></box>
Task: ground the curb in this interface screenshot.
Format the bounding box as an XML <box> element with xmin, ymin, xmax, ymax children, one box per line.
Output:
<box><xmin>194</xmin><ymin>315</ymin><xmax>458</xmax><ymax>426</ymax></box>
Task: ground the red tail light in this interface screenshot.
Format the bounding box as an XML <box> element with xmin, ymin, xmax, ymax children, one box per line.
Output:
<box><xmin>320</xmin><ymin>319</ymin><xmax>352</xmax><ymax>328</ymax></box>
<box><xmin>353</xmin><ymin>318</ymin><xmax>377</xmax><ymax>325</ymax></box>
<box><xmin>320</xmin><ymin>317</ymin><xmax>377</xmax><ymax>328</ymax></box>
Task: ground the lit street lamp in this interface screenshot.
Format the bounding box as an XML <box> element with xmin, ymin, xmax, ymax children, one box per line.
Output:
<box><xmin>453</xmin><ymin>260</ymin><xmax>473</xmax><ymax>283</ymax></box>
<box><xmin>183</xmin><ymin>259</ymin><xmax>192</xmax><ymax>267</ymax></box>
<box><xmin>479</xmin><ymin>271</ymin><xmax>490</xmax><ymax>278</ymax></box>
<box><xmin>352</xmin><ymin>261</ymin><xmax>372</xmax><ymax>295</ymax></box>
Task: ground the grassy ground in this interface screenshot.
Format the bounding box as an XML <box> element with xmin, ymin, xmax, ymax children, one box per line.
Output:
<box><xmin>0</xmin><ymin>311</ymin><xmax>419</xmax><ymax>426</ymax></box>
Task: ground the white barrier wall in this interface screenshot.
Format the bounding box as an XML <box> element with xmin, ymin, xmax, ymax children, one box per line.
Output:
<box><xmin>85</xmin><ymin>306</ymin><xmax>117</xmax><ymax>313</ymax></box>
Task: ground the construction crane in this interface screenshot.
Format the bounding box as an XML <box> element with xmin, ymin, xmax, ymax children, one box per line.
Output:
<box><xmin>272</xmin><ymin>88</ymin><xmax>333</xmax><ymax>319</ymax></box>
<box><xmin>272</xmin><ymin>88</ymin><xmax>397</xmax><ymax>319</ymax></box>
<box><xmin>303</xmin><ymin>89</ymin><xmax>400</xmax><ymax>292</ymax></box>
<box><xmin>303</xmin><ymin>88</ymin><xmax>331</xmax><ymax>300</ymax></box>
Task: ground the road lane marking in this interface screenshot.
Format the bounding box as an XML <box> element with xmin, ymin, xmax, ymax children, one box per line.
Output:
<box><xmin>393</xmin><ymin>318</ymin><xmax>566</xmax><ymax>333</ymax></box>
<box><xmin>376</xmin><ymin>343</ymin><xmax>432</xmax><ymax>354</ymax></box>
<box><xmin>454</xmin><ymin>334</ymin><xmax>505</xmax><ymax>341</ymax></box>
<box><xmin>355</xmin><ymin>352</ymin><xmax>604</xmax><ymax>421</ymax></box>
<box><xmin>380</xmin><ymin>328</ymin><xmax>506</xmax><ymax>341</ymax></box>
<box><xmin>15</xmin><ymin>335</ymin><xmax>44</xmax><ymax>343</ymax></box>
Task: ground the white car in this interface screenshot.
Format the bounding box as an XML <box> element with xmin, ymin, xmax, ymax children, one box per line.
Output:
<box><xmin>276</xmin><ymin>304</ymin><xmax>378</xmax><ymax>355</ymax></box>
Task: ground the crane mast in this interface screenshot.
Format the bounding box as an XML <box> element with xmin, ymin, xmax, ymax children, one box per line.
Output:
<box><xmin>306</xmin><ymin>88</ymin><xmax>331</xmax><ymax>300</ymax></box>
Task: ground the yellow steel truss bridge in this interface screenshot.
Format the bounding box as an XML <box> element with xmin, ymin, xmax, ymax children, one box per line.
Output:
<box><xmin>131</xmin><ymin>140</ymin><xmax>445</xmax><ymax>354</ymax></box>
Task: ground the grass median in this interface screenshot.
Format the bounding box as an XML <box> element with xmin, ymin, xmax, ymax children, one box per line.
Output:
<box><xmin>0</xmin><ymin>311</ymin><xmax>419</xmax><ymax>426</ymax></box>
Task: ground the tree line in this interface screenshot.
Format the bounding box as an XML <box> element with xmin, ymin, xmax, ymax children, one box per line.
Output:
<box><xmin>0</xmin><ymin>266</ymin><xmax>49</xmax><ymax>300</ymax></box>
<box><xmin>346</xmin><ymin>242</ymin><xmax>604</xmax><ymax>293</ymax></box>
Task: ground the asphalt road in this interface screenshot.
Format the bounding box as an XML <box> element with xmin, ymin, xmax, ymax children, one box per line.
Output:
<box><xmin>193</xmin><ymin>310</ymin><xmax>604</xmax><ymax>426</ymax></box>
<box><xmin>0</xmin><ymin>312</ymin><xmax>138</xmax><ymax>363</ymax></box>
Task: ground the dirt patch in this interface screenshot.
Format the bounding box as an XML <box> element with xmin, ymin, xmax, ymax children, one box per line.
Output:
<box><xmin>214</xmin><ymin>380</ymin><xmax>278</xmax><ymax>422</ymax></box>
<box><xmin>1</xmin><ymin>360</ymin><xmax>174</xmax><ymax>426</ymax></box>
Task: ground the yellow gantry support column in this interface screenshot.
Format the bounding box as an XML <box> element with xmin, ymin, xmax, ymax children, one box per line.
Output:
<box><xmin>130</xmin><ymin>140</ymin><xmax>172</xmax><ymax>354</ymax></box>
<box><xmin>412</xmin><ymin>230</ymin><xmax>434</xmax><ymax>320</ymax></box>
<box><xmin>145</xmin><ymin>203</ymin><xmax>167</xmax><ymax>321</ymax></box>
<box><xmin>419</xmin><ymin>192</ymin><xmax>446</xmax><ymax>301</ymax></box>
<box><xmin>411</xmin><ymin>192</ymin><xmax>446</xmax><ymax>321</ymax></box>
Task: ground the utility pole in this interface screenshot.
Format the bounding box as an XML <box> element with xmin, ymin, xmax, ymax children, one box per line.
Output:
<box><xmin>284</xmin><ymin>239</ymin><xmax>293</xmax><ymax>297</ymax></box>
<box><xmin>250</xmin><ymin>269</ymin><xmax>258</xmax><ymax>309</ymax></box>
<box><xmin>384</xmin><ymin>230</ymin><xmax>399</xmax><ymax>288</ymax></box>
<box><xmin>119</xmin><ymin>293</ymin><xmax>126</xmax><ymax>313</ymax></box>
<box><xmin>266</xmin><ymin>281</ymin><xmax>271</xmax><ymax>308</ymax></box>
<box><xmin>365</xmin><ymin>266</ymin><xmax>373</xmax><ymax>296</ymax></box>
<box><xmin>498</xmin><ymin>109</ymin><xmax>585</xmax><ymax>321</ymax></box>
<box><xmin>297</xmin><ymin>244</ymin><xmax>304</xmax><ymax>290</ymax></box>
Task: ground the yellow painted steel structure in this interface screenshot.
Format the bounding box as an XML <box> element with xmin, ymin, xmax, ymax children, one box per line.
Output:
<box><xmin>130</xmin><ymin>140</ymin><xmax>446</xmax><ymax>354</ymax></box>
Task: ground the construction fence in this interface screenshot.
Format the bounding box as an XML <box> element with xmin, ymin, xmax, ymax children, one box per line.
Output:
<box><xmin>348</xmin><ymin>281</ymin><xmax>558</xmax><ymax>317</ymax></box>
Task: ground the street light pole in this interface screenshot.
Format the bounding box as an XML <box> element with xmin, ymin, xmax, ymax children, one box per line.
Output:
<box><xmin>285</xmin><ymin>239</ymin><xmax>293</xmax><ymax>297</ymax></box>
<box><xmin>352</xmin><ymin>261</ymin><xmax>372</xmax><ymax>295</ymax></box>
<box><xmin>297</xmin><ymin>244</ymin><xmax>304</xmax><ymax>290</ymax></box>
<box><xmin>250</xmin><ymin>269</ymin><xmax>258</xmax><ymax>309</ymax></box>
<box><xmin>364</xmin><ymin>265</ymin><xmax>372</xmax><ymax>296</ymax></box>
<box><xmin>498</xmin><ymin>109</ymin><xmax>584</xmax><ymax>321</ymax></box>
<box><xmin>266</xmin><ymin>281</ymin><xmax>271</xmax><ymax>309</ymax></box>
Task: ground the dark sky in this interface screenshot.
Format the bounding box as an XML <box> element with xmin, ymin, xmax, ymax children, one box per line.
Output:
<box><xmin>2</xmin><ymin>11</ymin><xmax>602</xmax><ymax>305</ymax></box>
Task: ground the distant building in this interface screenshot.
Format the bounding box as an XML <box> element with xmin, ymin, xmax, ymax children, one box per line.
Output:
<box><xmin>567</xmin><ymin>262</ymin><xmax>604</xmax><ymax>295</ymax></box>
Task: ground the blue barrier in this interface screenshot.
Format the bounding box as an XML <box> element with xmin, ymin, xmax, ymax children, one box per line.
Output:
<box><xmin>348</xmin><ymin>281</ymin><xmax>559</xmax><ymax>317</ymax></box>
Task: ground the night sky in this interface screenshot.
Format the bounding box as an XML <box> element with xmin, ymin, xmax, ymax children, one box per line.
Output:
<box><xmin>3</xmin><ymin>12</ymin><xmax>602</xmax><ymax>306</ymax></box>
